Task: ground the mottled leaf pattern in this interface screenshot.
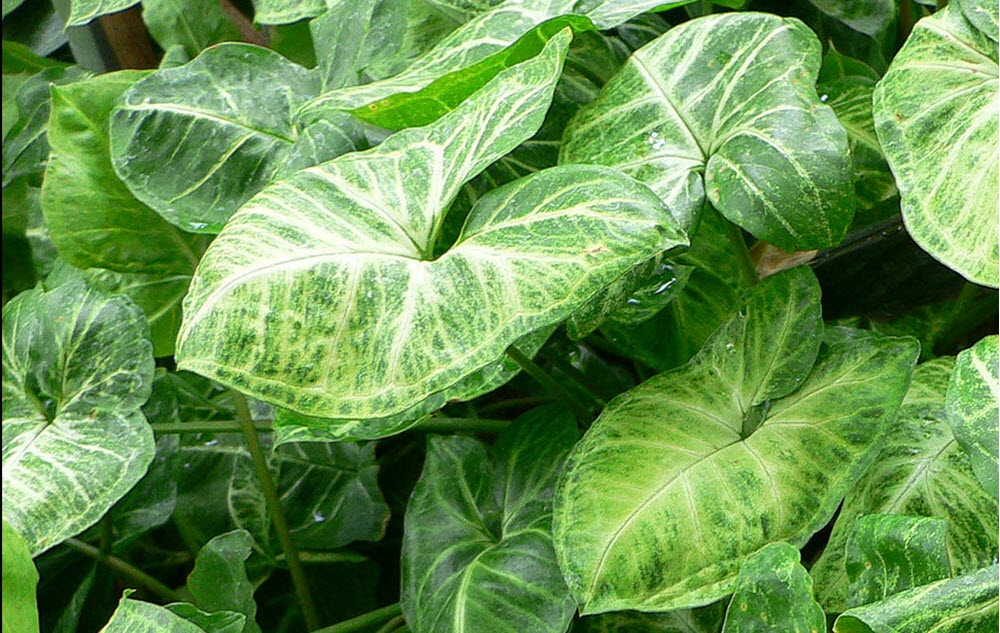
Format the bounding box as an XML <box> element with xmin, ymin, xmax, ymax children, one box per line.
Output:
<box><xmin>873</xmin><ymin>3</ymin><xmax>1000</xmax><ymax>287</ymax></box>
<box><xmin>833</xmin><ymin>566</ymin><xmax>999</xmax><ymax>633</ymax></box>
<box><xmin>946</xmin><ymin>335</ymin><xmax>999</xmax><ymax>497</ymax></box>
<box><xmin>178</xmin><ymin>33</ymin><xmax>685</xmax><ymax>436</ymax></box>
<box><xmin>810</xmin><ymin>358</ymin><xmax>999</xmax><ymax>613</ymax></box>
<box><xmin>721</xmin><ymin>542</ymin><xmax>825</xmax><ymax>633</ymax></box>
<box><xmin>1</xmin><ymin>282</ymin><xmax>155</xmax><ymax>556</ymax></box>
<box><xmin>401</xmin><ymin>407</ymin><xmax>577</xmax><ymax>633</ymax></box>
<box><xmin>956</xmin><ymin>0</ymin><xmax>999</xmax><ymax>42</ymax></box>
<box><xmin>65</xmin><ymin>0</ymin><xmax>139</xmax><ymax>27</ymax></box>
<box><xmin>553</xmin><ymin>268</ymin><xmax>919</xmax><ymax>613</ymax></box>
<box><xmin>845</xmin><ymin>514</ymin><xmax>951</xmax><ymax>608</ymax></box>
<box><xmin>561</xmin><ymin>12</ymin><xmax>854</xmax><ymax>246</ymax></box>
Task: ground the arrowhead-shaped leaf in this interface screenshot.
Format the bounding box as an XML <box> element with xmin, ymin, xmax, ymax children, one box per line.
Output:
<box><xmin>832</xmin><ymin>565</ymin><xmax>999</xmax><ymax>633</ymax></box>
<box><xmin>401</xmin><ymin>406</ymin><xmax>578</xmax><ymax>633</ymax></box>
<box><xmin>873</xmin><ymin>3</ymin><xmax>999</xmax><ymax>287</ymax></box>
<box><xmin>560</xmin><ymin>12</ymin><xmax>854</xmax><ymax>245</ymax></box>
<box><xmin>177</xmin><ymin>32</ymin><xmax>686</xmax><ymax>436</ymax></box>
<box><xmin>553</xmin><ymin>267</ymin><xmax>919</xmax><ymax>613</ymax></box>
<box><xmin>946</xmin><ymin>335</ymin><xmax>999</xmax><ymax>498</ymax></box>
<box><xmin>810</xmin><ymin>358</ymin><xmax>998</xmax><ymax>612</ymax></box>
<box><xmin>721</xmin><ymin>542</ymin><xmax>824</xmax><ymax>633</ymax></box>
<box><xmin>845</xmin><ymin>514</ymin><xmax>951</xmax><ymax>608</ymax></box>
<box><xmin>2</xmin><ymin>281</ymin><xmax>155</xmax><ymax>556</ymax></box>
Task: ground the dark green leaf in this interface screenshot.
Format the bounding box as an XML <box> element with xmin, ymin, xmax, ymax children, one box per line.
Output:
<box><xmin>401</xmin><ymin>406</ymin><xmax>578</xmax><ymax>633</ymax></box>
<box><xmin>188</xmin><ymin>530</ymin><xmax>260</xmax><ymax>633</ymax></box>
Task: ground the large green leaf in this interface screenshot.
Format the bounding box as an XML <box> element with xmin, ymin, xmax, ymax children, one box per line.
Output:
<box><xmin>141</xmin><ymin>0</ymin><xmax>240</xmax><ymax>58</ymax></box>
<box><xmin>1</xmin><ymin>281</ymin><xmax>155</xmax><ymax>556</ymax></box>
<box><xmin>42</xmin><ymin>71</ymin><xmax>205</xmax><ymax>276</ymax></box>
<box><xmin>844</xmin><ymin>514</ymin><xmax>951</xmax><ymax>608</ymax></box>
<box><xmin>833</xmin><ymin>565</ymin><xmax>999</xmax><ymax>633</ymax></box>
<box><xmin>2</xmin><ymin>521</ymin><xmax>39</xmax><ymax>633</ymax></box>
<box><xmin>109</xmin><ymin>44</ymin><xmax>327</xmax><ymax>233</ymax></box>
<box><xmin>872</xmin><ymin>3</ymin><xmax>999</xmax><ymax>287</ymax></box>
<box><xmin>810</xmin><ymin>358</ymin><xmax>999</xmax><ymax>613</ymax></box>
<box><xmin>721</xmin><ymin>542</ymin><xmax>824</xmax><ymax>633</ymax></box>
<box><xmin>308</xmin><ymin>0</ymin><xmax>406</xmax><ymax>90</ymax></box>
<box><xmin>560</xmin><ymin>12</ymin><xmax>854</xmax><ymax>245</ymax></box>
<box><xmin>187</xmin><ymin>530</ymin><xmax>260</xmax><ymax>633</ymax></box>
<box><xmin>946</xmin><ymin>335</ymin><xmax>999</xmax><ymax>497</ymax></box>
<box><xmin>401</xmin><ymin>406</ymin><xmax>577</xmax><ymax>633</ymax></box>
<box><xmin>553</xmin><ymin>267</ymin><xmax>919</xmax><ymax>613</ymax></box>
<box><xmin>177</xmin><ymin>33</ymin><xmax>686</xmax><ymax>435</ymax></box>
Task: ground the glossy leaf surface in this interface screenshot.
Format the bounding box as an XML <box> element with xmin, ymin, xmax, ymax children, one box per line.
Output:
<box><xmin>721</xmin><ymin>542</ymin><xmax>824</xmax><ymax>633</ymax></box>
<box><xmin>873</xmin><ymin>3</ymin><xmax>999</xmax><ymax>287</ymax></box>
<box><xmin>946</xmin><ymin>335</ymin><xmax>999</xmax><ymax>497</ymax></box>
<box><xmin>554</xmin><ymin>268</ymin><xmax>919</xmax><ymax>613</ymax></box>
<box><xmin>844</xmin><ymin>514</ymin><xmax>951</xmax><ymax>608</ymax></box>
<box><xmin>833</xmin><ymin>565</ymin><xmax>999</xmax><ymax>633</ymax></box>
<box><xmin>561</xmin><ymin>12</ymin><xmax>854</xmax><ymax>245</ymax></box>
<box><xmin>810</xmin><ymin>358</ymin><xmax>999</xmax><ymax>612</ymax></box>
<box><xmin>1</xmin><ymin>282</ymin><xmax>155</xmax><ymax>556</ymax></box>
<box><xmin>66</xmin><ymin>0</ymin><xmax>139</xmax><ymax>26</ymax></box>
<box><xmin>401</xmin><ymin>407</ymin><xmax>577</xmax><ymax>633</ymax></box>
<box><xmin>110</xmin><ymin>44</ymin><xmax>322</xmax><ymax>233</ymax></box>
<box><xmin>141</xmin><ymin>0</ymin><xmax>240</xmax><ymax>58</ymax></box>
<box><xmin>99</xmin><ymin>597</ymin><xmax>223</xmax><ymax>633</ymax></box>
<box><xmin>42</xmin><ymin>71</ymin><xmax>204</xmax><ymax>276</ymax></box>
<box><xmin>178</xmin><ymin>33</ymin><xmax>686</xmax><ymax>435</ymax></box>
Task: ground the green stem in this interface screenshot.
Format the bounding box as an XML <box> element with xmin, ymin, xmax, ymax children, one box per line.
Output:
<box><xmin>505</xmin><ymin>346</ymin><xmax>592</xmax><ymax>422</ymax></box>
<box><xmin>314</xmin><ymin>603</ymin><xmax>403</xmax><ymax>633</ymax></box>
<box><xmin>725</xmin><ymin>221</ymin><xmax>759</xmax><ymax>286</ymax></box>
<box><xmin>477</xmin><ymin>395</ymin><xmax>553</xmax><ymax>415</ymax></box>
<box><xmin>374</xmin><ymin>616</ymin><xmax>407</xmax><ymax>633</ymax></box>
<box><xmin>150</xmin><ymin>420</ymin><xmax>273</xmax><ymax>435</ymax></box>
<box><xmin>64</xmin><ymin>538</ymin><xmax>184</xmax><ymax>603</ymax></box>
<box><xmin>232</xmin><ymin>391</ymin><xmax>319</xmax><ymax>631</ymax></box>
<box><xmin>414</xmin><ymin>417</ymin><xmax>511</xmax><ymax>433</ymax></box>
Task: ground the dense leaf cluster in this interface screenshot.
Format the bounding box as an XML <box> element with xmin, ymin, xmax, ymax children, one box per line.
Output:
<box><xmin>2</xmin><ymin>0</ymin><xmax>997</xmax><ymax>632</ymax></box>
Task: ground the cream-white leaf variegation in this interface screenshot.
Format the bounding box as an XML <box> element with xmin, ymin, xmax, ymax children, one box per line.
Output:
<box><xmin>177</xmin><ymin>31</ymin><xmax>686</xmax><ymax>438</ymax></box>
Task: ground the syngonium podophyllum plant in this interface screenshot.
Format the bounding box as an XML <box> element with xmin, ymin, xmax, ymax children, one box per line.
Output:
<box><xmin>1</xmin><ymin>0</ymin><xmax>998</xmax><ymax>632</ymax></box>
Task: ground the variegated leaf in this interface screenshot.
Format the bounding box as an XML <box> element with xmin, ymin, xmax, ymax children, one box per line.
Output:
<box><xmin>177</xmin><ymin>33</ymin><xmax>686</xmax><ymax>437</ymax></box>
<box><xmin>873</xmin><ymin>3</ymin><xmax>999</xmax><ymax>287</ymax></box>
<box><xmin>1</xmin><ymin>282</ymin><xmax>155</xmax><ymax>556</ymax></box>
<box><xmin>947</xmin><ymin>335</ymin><xmax>999</xmax><ymax>497</ymax></box>
<box><xmin>560</xmin><ymin>12</ymin><xmax>854</xmax><ymax>245</ymax></box>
